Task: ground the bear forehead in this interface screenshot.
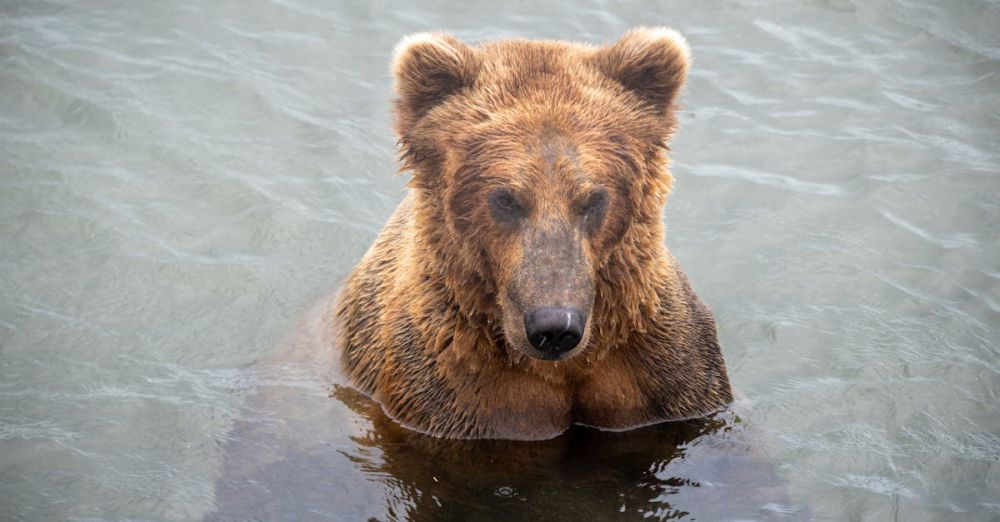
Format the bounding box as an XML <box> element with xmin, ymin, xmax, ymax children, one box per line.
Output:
<box><xmin>476</xmin><ymin>40</ymin><xmax>598</xmax><ymax>78</ymax></box>
<box><xmin>468</xmin><ymin>42</ymin><xmax>625</xmax><ymax>109</ymax></box>
<box><xmin>443</xmin><ymin>57</ymin><xmax>650</xmax><ymax>145</ymax></box>
<box><xmin>394</xmin><ymin>31</ymin><xmax>681</xmax><ymax>187</ymax></box>
<box><xmin>395</xmin><ymin>29</ymin><xmax>687</xmax><ymax>149</ymax></box>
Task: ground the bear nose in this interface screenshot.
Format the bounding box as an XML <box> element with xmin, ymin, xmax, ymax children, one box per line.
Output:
<box><xmin>524</xmin><ymin>307</ymin><xmax>585</xmax><ymax>356</ymax></box>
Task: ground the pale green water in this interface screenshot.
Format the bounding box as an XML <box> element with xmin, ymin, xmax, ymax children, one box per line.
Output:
<box><xmin>2</xmin><ymin>0</ymin><xmax>999</xmax><ymax>520</ymax></box>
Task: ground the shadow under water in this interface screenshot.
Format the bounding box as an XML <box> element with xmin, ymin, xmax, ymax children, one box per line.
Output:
<box><xmin>211</xmin><ymin>300</ymin><xmax>806</xmax><ymax>520</ymax></box>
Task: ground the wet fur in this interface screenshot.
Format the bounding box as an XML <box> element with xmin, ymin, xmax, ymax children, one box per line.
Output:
<box><xmin>336</xmin><ymin>28</ymin><xmax>732</xmax><ymax>439</ymax></box>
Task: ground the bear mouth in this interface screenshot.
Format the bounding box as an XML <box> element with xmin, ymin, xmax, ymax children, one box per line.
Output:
<box><xmin>525</xmin><ymin>347</ymin><xmax>583</xmax><ymax>362</ymax></box>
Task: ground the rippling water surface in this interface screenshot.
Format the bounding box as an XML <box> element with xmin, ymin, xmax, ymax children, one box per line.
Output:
<box><xmin>2</xmin><ymin>0</ymin><xmax>999</xmax><ymax>520</ymax></box>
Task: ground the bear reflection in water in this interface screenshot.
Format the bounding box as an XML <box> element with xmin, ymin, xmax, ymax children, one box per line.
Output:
<box><xmin>213</xmin><ymin>361</ymin><xmax>805</xmax><ymax>521</ymax></box>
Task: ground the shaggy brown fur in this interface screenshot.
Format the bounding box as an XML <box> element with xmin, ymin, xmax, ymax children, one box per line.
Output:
<box><xmin>335</xmin><ymin>28</ymin><xmax>733</xmax><ymax>440</ymax></box>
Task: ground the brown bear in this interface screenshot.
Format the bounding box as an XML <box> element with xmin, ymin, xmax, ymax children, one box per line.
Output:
<box><xmin>334</xmin><ymin>27</ymin><xmax>733</xmax><ymax>440</ymax></box>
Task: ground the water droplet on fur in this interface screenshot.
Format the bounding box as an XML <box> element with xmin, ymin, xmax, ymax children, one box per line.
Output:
<box><xmin>495</xmin><ymin>485</ymin><xmax>516</xmax><ymax>498</ymax></box>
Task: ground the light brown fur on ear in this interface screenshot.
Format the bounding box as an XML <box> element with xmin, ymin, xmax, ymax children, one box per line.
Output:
<box><xmin>392</xmin><ymin>32</ymin><xmax>481</xmax><ymax>135</ymax></box>
<box><xmin>593</xmin><ymin>27</ymin><xmax>690</xmax><ymax>116</ymax></box>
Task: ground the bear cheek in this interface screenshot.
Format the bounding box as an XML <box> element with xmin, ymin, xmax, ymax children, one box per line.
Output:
<box><xmin>489</xmin><ymin>236</ymin><xmax>524</xmax><ymax>302</ymax></box>
<box><xmin>498</xmin><ymin>284</ymin><xmax>531</xmax><ymax>353</ymax></box>
<box><xmin>449</xmin><ymin>193</ymin><xmax>523</xmax><ymax>289</ymax></box>
<box><xmin>584</xmin><ymin>191</ymin><xmax>632</xmax><ymax>264</ymax></box>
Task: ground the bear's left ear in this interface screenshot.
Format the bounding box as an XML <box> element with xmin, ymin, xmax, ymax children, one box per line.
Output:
<box><xmin>392</xmin><ymin>32</ymin><xmax>481</xmax><ymax>135</ymax></box>
<box><xmin>592</xmin><ymin>27</ymin><xmax>691</xmax><ymax>116</ymax></box>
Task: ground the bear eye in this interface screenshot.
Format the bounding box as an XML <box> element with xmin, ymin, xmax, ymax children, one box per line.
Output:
<box><xmin>580</xmin><ymin>189</ymin><xmax>609</xmax><ymax>231</ymax></box>
<box><xmin>488</xmin><ymin>189</ymin><xmax>525</xmax><ymax>224</ymax></box>
<box><xmin>580</xmin><ymin>189</ymin><xmax>609</xmax><ymax>214</ymax></box>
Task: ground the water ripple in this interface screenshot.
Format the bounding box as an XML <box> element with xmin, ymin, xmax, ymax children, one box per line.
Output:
<box><xmin>692</xmin><ymin>163</ymin><xmax>844</xmax><ymax>196</ymax></box>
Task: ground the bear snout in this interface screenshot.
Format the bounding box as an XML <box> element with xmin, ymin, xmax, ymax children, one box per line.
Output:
<box><xmin>524</xmin><ymin>307</ymin><xmax>586</xmax><ymax>359</ymax></box>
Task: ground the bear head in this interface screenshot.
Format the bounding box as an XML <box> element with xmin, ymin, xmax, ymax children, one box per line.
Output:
<box><xmin>391</xmin><ymin>28</ymin><xmax>690</xmax><ymax>363</ymax></box>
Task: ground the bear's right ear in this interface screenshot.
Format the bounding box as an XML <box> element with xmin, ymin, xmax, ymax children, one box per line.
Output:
<box><xmin>592</xmin><ymin>27</ymin><xmax>691</xmax><ymax>118</ymax></box>
<box><xmin>392</xmin><ymin>32</ymin><xmax>480</xmax><ymax>134</ymax></box>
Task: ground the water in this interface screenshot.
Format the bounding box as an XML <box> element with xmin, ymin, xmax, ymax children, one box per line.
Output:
<box><xmin>1</xmin><ymin>0</ymin><xmax>998</xmax><ymax>519</ymax></box>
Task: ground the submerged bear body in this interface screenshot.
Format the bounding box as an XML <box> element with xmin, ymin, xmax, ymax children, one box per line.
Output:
<box><xmin>335</xmin><ymin>28</ymin><xmax>732</xmax><ymax>439</ymax></box>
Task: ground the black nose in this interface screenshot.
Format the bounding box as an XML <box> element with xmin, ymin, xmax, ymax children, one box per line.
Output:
<box><xmin>524</xmin><ymin>307</ymin><xmax>585</xmax><ymax>356</ymax></box>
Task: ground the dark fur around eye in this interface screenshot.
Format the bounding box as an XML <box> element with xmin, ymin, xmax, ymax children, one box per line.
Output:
<box><xmin>581</xmin><ymin>189</ymin><xmax>609</xmax><ymax>233</ymax></box>
<box><xmin>488</xmin><ymin>189</ymin><xmax>525</xmax><ymax>224</ymax></box>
